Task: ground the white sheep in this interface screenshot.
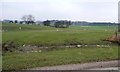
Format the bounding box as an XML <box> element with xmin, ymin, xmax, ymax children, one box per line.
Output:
<box><xmin>19</xmin><ymin>27</ymin><xmax>22</xmax><ymax>30</ymax></box>
<box><xmin>39</xmin><ymin>50</ymin><xmax>42</xmax><ymax>52</ymax></box>
<box><xmin>56</xmin><ymin>29</ymin><xmax>59</xmax><ymax>31</ymax></box>
<box><xmin>34</xmin><ymin>51</ymin><xmax>38</xmax><ymax>52</ymax></box>
<box><xmin>85</xmin><ymin>45</ymin><xmax>88</xmax><ymax>46</ymax></box>
<box><xmin>97</xmin><ymin>45</ymin><xmax>100</xmax><ymax>47</ymax></box>
<box><xmin>66</xmin><ymin>46</ymin><xmax>70</xmax><ymax>48</ymax></box>
<box><xmin>23</xmin><ymin>44</ymin><xmax>25</xmax><ymax>47</ymax></box>
<box><xmin>77</xmin><ymin>45</ymin><xmax>82</xmax><ymax>48</ymax></box>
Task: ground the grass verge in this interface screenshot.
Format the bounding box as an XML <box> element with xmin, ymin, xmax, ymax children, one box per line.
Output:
<box><xmin>3</xmin><ymin>47</ymin><xmax>118</xmax><ymax>70</ymax></box>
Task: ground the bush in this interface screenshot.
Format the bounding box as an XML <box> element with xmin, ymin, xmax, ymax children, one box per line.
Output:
<box><xmin>2</xmin><ymin>41</ymin><xmax>17</xmax><ymax>52</ymax></box>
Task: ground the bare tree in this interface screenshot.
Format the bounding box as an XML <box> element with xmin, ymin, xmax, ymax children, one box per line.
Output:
<box><xmin>27</xmin><ymin>15</ymin><xmax>35</xmax><ymax>21</ymax></box>
<box><xmin>21</xmin><ymin>15</ymin><xmax>35</xmax><ymax>24</ymax></box>
<box><xmin>21</xmin><ymin>15</ymin><xmax>27</xmax><ymax>21</ymax></box>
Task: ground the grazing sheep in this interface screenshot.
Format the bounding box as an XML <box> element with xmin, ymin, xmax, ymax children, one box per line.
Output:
<box><xmin>19</xmin><ymin>27</ymin><xmax>22</xmax><ymax>30</ymax></box>
<box><xmin>85</xmin><ymin>45</ymin><xmax>88</xmax><ymax>46</ymax></box>
<box><xmin>77</xmin><ymin>45</ymin><xmax>82</xmax><ymax>48</ymax></box>
<box><xmin>101</xmin><ymin>45</ymin><xmax>104</xmax><ymax>47</ymax></box>
<box><xmin>34</xmin><ymin>51</ymin><xmax>38</xmax><ymax>52</ymax></box>
<box><xmin>39</xmin><ymin>50</ymin><xmax>42</xmax><ymax>52</ymax></box>
<box><xmin>23</xmin><ymin>44</ymin><xmax>25</xmax><ymax>47</ymax></box>
<box><xmin>97</xmin><ymin>45</ymin><xmax>100</xmax><ymax>47</ymax></box>
<box><xmin>56</xmin><ymin>29</ymin><xmax>59</xmax><ymax>31</ymax></box>
<box><xmin>45</xmin><ymin>47</ymin><xmax>48</xmax><ymax>49</ymax></box>
<box><xmin>66</xmin><ymin>46</ymin><xmax>70</xmax><ymax>48</ymax></box>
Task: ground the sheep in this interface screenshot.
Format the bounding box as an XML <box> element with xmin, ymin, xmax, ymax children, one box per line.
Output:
<box><xmin>56</xmin><ymin>29</ymin><xmax>59</xmax><ymax>31</ymax></box>
<box><xmin>85</xmin><ymin>45</ymin><xmax>88</xmax><ymax>46</ymax></box>
<box><xmin>66</xmin><ymin>46</ymin><xmax>70</xmax><ymax>48</ymax></box>
<box><xmin>23</xmin><ymin>44</ymin><xmax>25</xmax><ymax>47</ymax></box>
<box><xmin>34</xmin><ymin>51</ymin><xmax>38</xmax><ymax>52</ymax></box>
<box><xmin>39</xmin><ymin>50</ymin><xmax>42</xmax><ymax>52</ymax></box>
<box><xmin>19</xmin><ymin>27</ymin><xmax>22</xmax><ymax>30</ymax></box>
<box><xmin>77</xmin><ymin>45</ymin><xmax>82</xmax><ymax>48</ymax></box>
<box><xmin>97</xmin><ymin>45</ymin><xmax>100</xmax><ymax>47</ymax></box>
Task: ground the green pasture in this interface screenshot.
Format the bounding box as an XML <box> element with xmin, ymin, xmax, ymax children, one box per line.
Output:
<box><xmin>2</xmin><ymin>23</ymin><xmax>117</xmax><ymax>46</ymax></box>
<box><xmin>2</xmin><ymin>23</ymin><xmax>119</xmax><ymax>70</ymax></box>
<box><xmin>3</xmin><ymin>46</ymin><xmax>118</xmax><ymax>70</ymax></box>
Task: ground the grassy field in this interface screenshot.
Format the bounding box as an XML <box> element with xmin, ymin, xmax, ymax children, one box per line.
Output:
<box><xmin>3</xmin><ymin>47</ymin><xmax>118</xmax><ymax>70</ymax></box>
<box><xmin>2</xmin><ymin>23</ymin><xmax>117</xmax><ymax>46</ymax></box>
<box><xmin>2</xmin><ymin>22</ymin><xmax>119</xmax><ymax>70</ymax></box>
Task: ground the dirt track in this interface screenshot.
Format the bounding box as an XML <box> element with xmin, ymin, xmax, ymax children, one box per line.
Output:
<box><xmin>28</xmin><ymin>60</ymin><xmax>119</xmax><ymax>70</ymax></box>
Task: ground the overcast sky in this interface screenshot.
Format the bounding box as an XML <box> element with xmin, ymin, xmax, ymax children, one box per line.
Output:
<box><xmin>1</xmin><ymin>0</ymin><xmax>119</xmax><ymax>22</ymax></box>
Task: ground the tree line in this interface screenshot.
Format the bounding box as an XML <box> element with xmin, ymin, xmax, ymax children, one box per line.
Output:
<box><xmin>43</xmin><ymin>20</ymin><xmax>71</xmax><ymax>28</ymax></box>
<box><xmin>3</xmin><ymin>15</ymin><xmax>72</xmax><ymax>28</ymax></box>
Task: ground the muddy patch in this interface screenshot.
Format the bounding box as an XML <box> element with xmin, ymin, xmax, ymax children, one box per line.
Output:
<box><xmin>2</xmin><ymin>41</ymin><xmax>112</xmax><ymax>53</ymax></box>
<box><xmin>14</xmin><ymin>44</ymin><xmax>111</xmax><ymax>53</ymax></box>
